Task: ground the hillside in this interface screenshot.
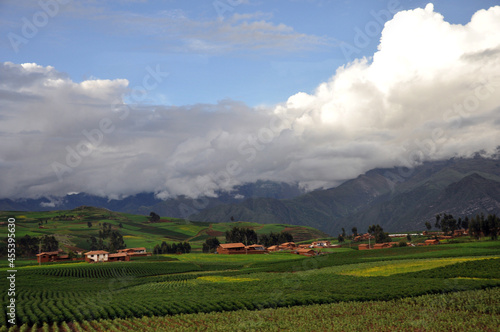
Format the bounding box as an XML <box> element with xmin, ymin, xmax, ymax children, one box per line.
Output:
<box><xmin>192</xmin><ymin>157</ymin><xmax>500</xmax><ymax>235</ymax></box>
<box><xmin>0</xmin><ymin>206</ymin><xmax>328</xmax><ymax>253</ymax></box>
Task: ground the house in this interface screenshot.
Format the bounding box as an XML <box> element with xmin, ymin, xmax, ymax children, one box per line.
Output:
<box><xmin>84</xmin><ymin>250</ymin><xmax>109</xmax><ymax>263</ymax></box>
<box><xmin>354</xmin><ymin>233</ymin><xmax>375</xmax><ymax>242</ymax></box>
<box><xmin>453</xmin><ymin>229</ymin><xmax>468</xmax><ymax>237</ymax></box>
<box><xmin>245</xmin><ymin>244</ymin><xmax>268</xmax><ymax>254</ymax></box>
<box><xmin>425</xmin><ymin>239</ymin><xmax>440</xmax><ymax>245</ymax></box>
<box><xmin>108</xmin><ymin>253</ymin><xmax>130</xmax><ymax>262</ymax></box>
<box><xmin>267</xmin><ymin>245</ymin><xmax>279</xmax><ymax>252</ymax></box>
<box><xmin>311</xmin><ymin>241</ymin><xmax>331</xmax><ymax>248</ymax></box>
<box><xmin>373</xmin><ymin>243</ymin><xmax>392</xmax><ymax>249</ymax></box>
<box><xmin>358</xmin><ymin>244</ymin><xmax>371</xmax><ymax>250</ymax></box>
<box><xmin>117</xmin><ymin>247</ymin><xmax>150</xmax><ymax>257</ymax></box>
<box><xmin>293</xmin><ymin>248</ymin><xmax>317</xmax><ymax>256</ymax></box>
<box><xmin>36</xmin><ymin>250</ymin><xmax>63</xmax><ymax>263</ymax></box>
<box><xmin>279</xmin><ymin>242</ymin><xmax>297</xmax><ymax>250</ymax></box>
<box><xmin>217</xmin><ymin>243</ymin><xmax>246</xmax><ymax>254</ymax></box>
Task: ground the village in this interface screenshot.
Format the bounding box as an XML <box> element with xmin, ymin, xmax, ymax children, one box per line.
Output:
<box><xmin>34</xmin><ymin>230</ymin><xmax>463</xmax><ymax>264</ymax></box>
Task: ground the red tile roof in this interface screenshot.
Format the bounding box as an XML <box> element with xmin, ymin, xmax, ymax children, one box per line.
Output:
<box><xmin>108</xmin><ymin>253</ymin><xmax>128</xmax><ymax>257</ymax></box>
<box><xmin>219</xmin><ymin>243</ymin><xmax>246</xmax><ymax>249</ymax></box>
<box><xmin>84</xmin><ymin>250</ymin><xmax>109</xmax><ymax>255</ymax></box>
<box><xmin>36</xmin><ymin>251</ymin><xmax>60</xmax><ymax>256</ymax></box>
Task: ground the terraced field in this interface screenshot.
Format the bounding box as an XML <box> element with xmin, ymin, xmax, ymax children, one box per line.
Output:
<box><xmin>0</xmin><ymin>207</ymin><xmax>329</xmax><ymax>252</ymax></box>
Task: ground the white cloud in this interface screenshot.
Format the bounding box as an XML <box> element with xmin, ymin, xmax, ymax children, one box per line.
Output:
<box><xmin>1</xmin><ymin>4</ymin><xmax>500</xmax><ymax>199</ymax></box>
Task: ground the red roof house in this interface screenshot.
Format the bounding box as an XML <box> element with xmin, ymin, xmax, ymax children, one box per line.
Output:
<box><xmin>217</xmin><ymin>243</ymin><xmax>246</xmax><ymax>254</ymax></box>
<box><xmin>84</xmin><ymin>250</ymin><xmax>109</xmax><ymax>263</ymax></box>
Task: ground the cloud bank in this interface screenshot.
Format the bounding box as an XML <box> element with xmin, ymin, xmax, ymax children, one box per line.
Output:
<box><xmin>1</xmin><ymin>4</ymin><xmax>500</xmax><ymax>200</ymax></box>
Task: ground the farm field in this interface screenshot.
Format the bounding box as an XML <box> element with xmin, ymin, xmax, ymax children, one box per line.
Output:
<box><xmin>1</xmin><ymin>240</ymin><xmax>499</xmax><ymax>331</ymax></box>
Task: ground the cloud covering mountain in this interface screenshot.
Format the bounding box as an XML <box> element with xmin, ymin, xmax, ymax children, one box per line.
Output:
<box><xmin>1</xmin><ymin>4</ymin><xmax>500</xmax><ymax>200</ymax></box>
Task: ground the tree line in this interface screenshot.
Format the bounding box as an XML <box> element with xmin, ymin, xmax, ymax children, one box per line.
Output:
<box><xmin>426</xmin><ymin>213</ymin><xmax>499</xmax><ymax>239</ymax></box>
<box><xmin>153</xmin><ymin>241</ymin><xmax>191</xmax><ymax>254</ymax></box>
<box><xmin>0</xmin><ymin>235</ymin><xmax>59</xmax><ymax>257</ymax></box>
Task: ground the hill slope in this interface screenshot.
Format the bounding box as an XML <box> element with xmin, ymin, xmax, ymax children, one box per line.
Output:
<box><xmin>0</xmin><ymin>207</ymin><xmax>328</xmax><ymax>252</ymax></box>
<box><xmin>192</xmin><ymin>157</ymin><xmax>500</xmax><ymax>235</ymax></box>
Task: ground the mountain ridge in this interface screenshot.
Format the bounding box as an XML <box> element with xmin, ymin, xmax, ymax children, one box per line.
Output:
<box><xmin>191</xmin><ymin>157</ymin><xmax>500</xmax><ymax>235</ymax></box>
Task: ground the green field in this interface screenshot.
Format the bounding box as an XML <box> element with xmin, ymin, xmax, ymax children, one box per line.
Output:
<box><xmin>1</xmin><ymin>240</ymin><xmax>499</xmax><ymax>331</ymax></box>
<box><xmin>0</xmin><ymin>207</ymin><xmax>329</xmax><ymax>252</ymax></box>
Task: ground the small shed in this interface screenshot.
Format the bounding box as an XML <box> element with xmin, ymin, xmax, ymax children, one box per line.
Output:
<box><xmin>425</xmin><ymin>239</ymin><xmax>440</xmax><ymax>245</ymax></box>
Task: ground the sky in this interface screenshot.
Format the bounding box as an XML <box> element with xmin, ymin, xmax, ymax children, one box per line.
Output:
<box><xmin>1</xmin><ymin>0</ymin><xmax>500</xmax><ymax>201</ymax></box>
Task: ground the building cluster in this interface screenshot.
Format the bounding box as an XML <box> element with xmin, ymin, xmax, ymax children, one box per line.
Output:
<box><xmin>217</xmin><ymin>240</ymin><xmax>339</xmax><ymax>256</ymax></box>
<box><xmin>36</xmin><ymin>247</ymin><xmax>151</xmax><ymax>264</ymax></box>
<box><xmin>353</xmin><ymin>233</ymin><xmax>375</xmax><ymax>242</ymax></box>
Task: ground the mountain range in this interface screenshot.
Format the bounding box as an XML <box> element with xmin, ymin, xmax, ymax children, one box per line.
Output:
<box><xmin>2</xmin><ymin>157</ymin><xmax>500</xmax><ymax>235</ymax></box>
<box><xmin>192</xmin><ymin>156</ymin><xmax>500</xmax><ymax>235</ymax></box>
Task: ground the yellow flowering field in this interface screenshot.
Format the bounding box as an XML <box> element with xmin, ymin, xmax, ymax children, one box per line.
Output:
<box><xmin>340</xmin><ymin>256</ymin><xmax>499</xmax><ymax>277</ymax></box>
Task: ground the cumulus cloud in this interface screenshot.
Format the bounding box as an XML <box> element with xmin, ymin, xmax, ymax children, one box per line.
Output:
<box><xmin>1</xmin><ymin>4</ymin><xmax>500</xmax><ymax>199</ymax></box>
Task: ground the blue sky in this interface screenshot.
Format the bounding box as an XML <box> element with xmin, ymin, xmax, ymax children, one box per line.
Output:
<box><xmin>1</xmin><ymin>1</ymin><xmax>500</xmax><ymax>200</ymax></box>
<box><xmin>2</xmin><ymin>0</ymin><xmax>497</xmax><ymax>106</ymax></box>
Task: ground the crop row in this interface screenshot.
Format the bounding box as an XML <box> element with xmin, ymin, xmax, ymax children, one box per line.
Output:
<box><xmin>1</xmin><ymin>288</ymin><xmax>499</xmax><ymax>331</ymax></box>
<box><xmin>2</xmin><ymin>267</ymin><xmax>499</xmax><ymax>327</ymax></box>
<box><xmin>25</xmin><ymin>262</ymin><xmax>202</xmax><ymax>279</ymax></box>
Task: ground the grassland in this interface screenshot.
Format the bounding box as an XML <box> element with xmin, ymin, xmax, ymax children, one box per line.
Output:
<box><xmin>1</xmin><ymin>239</ymin><xmax>499</xmax><ymax>331</ymax></box>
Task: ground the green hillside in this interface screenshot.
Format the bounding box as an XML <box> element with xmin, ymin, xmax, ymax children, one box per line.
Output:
<box><xmin>0</xmin><ymin>206</ymin><xmax>328</xmax><ymax>253</ymax></box>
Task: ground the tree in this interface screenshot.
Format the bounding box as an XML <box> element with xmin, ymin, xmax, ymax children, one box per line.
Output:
<box><xmin>462</xmin><ymin>217</ymin><xmax>469</xmax><ymax>230</ymax></box>
<box><xmin>225</xmin><ymin>227</ymin><xmax>258</xmax><ymax>245</ymax></box>
<box><xmin>337</xmin><ymin>234</ymin><xmax>344</xmax><ymax>243</ymax></box>
<box><xmin>118</xmin><ymin>222</ymin><xmax>123</xmax><ymax>228</ymax></box>
<box><xmin>351</xmin><ymin>227</ymin><xmax>358</xmax><ymax>237</ymax></box>
<box><xmin>488</xmin><ymin>214</ymin><xmax>499</xmax><ymax>240</ymax></box>
<box><xmin>341</xmin><ymin>228</ymin><xmax>346</xmax><ymax>238</ymax></box>
<box><xmin>469</xmin><ymin>215</ymin><xmax>482</xmax><ymax>239</ymax></box>
<box><xmin>149</xmin><ymin>212</ymin><xmax>160</xmax><ymax>223</ymax></box>
<box><xmin>204</xmin><ymin>237</ymin><xmax>220</xmax><ymax>252</ymax></box>
<box><xmin>18</xmin><ymin>235</ymin><xmax>39</xmax><ymax>256</ymax></box>
<box><xmin>108</xmin><ymin>231</ymin><xmax>126</xmax><ymax>253</ymax></box>
<box><xmin>435</xmin><ymin>214</ymin><xmax>441</xmax><ymax>229</ymax></box>
<box><xmin>160</xmin><ymin>241</ymin><xmax>169</xmax><ymax>254</ymax></box>
<box><xmin>425</xmin><ymin>222</ymin><xmax>432</xmax><ymax>231</ymax></box>
<box><xmin>41</xmin><ymin>235</ymin><xmax>59</xmax><ymax>252</ymax></box>
<box><xmin>87</xmin><ymin>222</ymin><xmax>92</xmax><ymax>228</ymax></box>
<box><xmin>406</xmin><ymin>234</ymin><xmax>412</xmax><ymax>242</ymax></box>
<box><xmin>88</xmin><ymin>236</ymin><xmax>98</xmax><ymax>250</ymax></box>
<box><xmin>367</xmin><ymin>224</ymin><xmax>391</xmax><ymax>243</ymax></box>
